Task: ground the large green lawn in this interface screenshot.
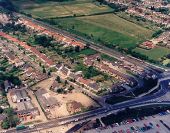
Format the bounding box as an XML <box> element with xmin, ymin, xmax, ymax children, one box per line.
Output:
<box><xmin>51</xmin><ymin>14</ymin><xmax>154</xmax><ymax>48</ymax></box>
<box><xmin>133</xmin><ymin>46</ymin><xmax>170</xmax><ymax>61</ymax></box>
<box><xmin>12</xmin><ymin>0</ymin><xmax>113</xmax><ymax>18</ymax></box>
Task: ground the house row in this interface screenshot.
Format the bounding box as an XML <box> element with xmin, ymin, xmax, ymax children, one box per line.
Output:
<box><xmin>20</xmin><ymin>19</ymin><xmax>85</xmax><ymax>49</ymax></box>
<box><xmin>127</xmin><ymin>7</ymin><xmax>170</xmax><ymax>26</ymax></box>
<box><xmin>152</xmin><ymin>31</ymin><xmax>170</xmax><ymax>48</ymax></box>
<box><xmin>84</xmin><ymin>54</ymin><xmax>136</xmax><ymax>86</ymax></box>
<box><xmin>5</xmin><ymin>52</ymin><xmax>25</xmax><ymax>67</ymax></box>
<box><xmin>0</xmin><ymin>32</ymin><xmax>55</xmax><ymax>67</ymax></box>
<box><xmin>21</xmin><ymin>65</ymin><xmax>48</xmax><ymax>84</ymax></box>
<box><xmin>106</xmin><ymin>0</ymin><xmax>134</xmax><ymax>6</ymax></box>
<box><xmin>141</xmin><ymin>0</ymin><xmax>169</xmax><ymax>9</ymax></box>
<box><xmin>139</xmin><ymin>41</ymin><xmax>155</xmax><ymax>50</ymax></box>
<box><xmin>77</xmin><ymin>77</ymin><xmax>100</xmax><ymax>92</ymax></box>
<box><xmin>55</xmin><ymin>63</ymin><xmax>100</xmax><ymax>92</ymax></box>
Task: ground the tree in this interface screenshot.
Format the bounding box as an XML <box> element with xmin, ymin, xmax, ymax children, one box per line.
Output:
<box><xmin>64</xmin><ymin>80</ymin><xmax>68</xmax><ymax>85</ymax></box>
<box><xmin>56</xmin><ymin>76</ymin><xmax>61</xmax><ymax>83</ymax></box>
<box><xmin>48</xmin><ymin>70</ymin><xmax>51</xmax><ymax>76</ymax></box>
<box><xmin>75</xmin><ymin>46</ymin><xmax>80</xmax><ymax>52</ymax></box>
<box><xmin>0</xmin><ymin>107</ymin><xmax>3</xmax><ymax>114</ymax></box>
<box><xmin>2</xmin><ymin>108</ymin><xmax>19</xmax><ymax>129</ymax></box>
<box><xmin>42</xmin><ymin>66</ymin><xmax>46</xmax><ymax>73</ymax></box>
<box><xmin>68</xmin><ymin>85</ymin><xmax>74</xmax><ymax>91</ymax></box>
<box><xmin>1</xmin><ymin>120</ymin><xmax>10</xmax><ymax>129</ymax></box>
<box><xmin>56</xmin><ymin>88</ymin><xmax>64</xmax><ymax>94</ymax></box>
<box><xmin>34</xmin><ymin>35</ymin><xmax>53</xmax><ymax>47</ymax></box>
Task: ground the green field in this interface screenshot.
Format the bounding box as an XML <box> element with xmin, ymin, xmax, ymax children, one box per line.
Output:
<box><xmin>133</xmin><ymin>47</ymin><xmax>170</xmax><ymax>61</ymax></box>
<box><xmin>66</xmin><ymin>48</ymin><xmax>97</xmax><ymax>58</ymax></box>
<box><xmin>12</xmin><ymin>0</ymin><xmax>113</xmax><ymax>18</ymax></box>
<box><xmin>51</xmin><ymin>14</ymin><xmax>154</xmax><ymax>48</ymax></box>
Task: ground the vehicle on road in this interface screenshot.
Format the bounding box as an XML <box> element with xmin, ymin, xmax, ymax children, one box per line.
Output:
<box><xmin>29</xmin><ymin>124</ymin><xmax>35</xmax><ymax>129</ymax></box>
<box><xmin>16</xmin><ymin>125</ymin><xmax>27</xmax><ymax>131</ymax></box>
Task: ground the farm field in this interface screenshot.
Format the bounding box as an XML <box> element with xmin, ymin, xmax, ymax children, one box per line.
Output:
<box><xmin>51</xmin><ymin>14</ymin><xmax>154</xmax><ymax>48</ymax></box>
<box><xmin>133</xmin><ymin>46</ymin><xmax>170</xmax><ymax>61</ymax></box>
<box><xmin>12</xmin><ymin>0</ymin><xmax>113</xmax><ymax>18</ymax></box>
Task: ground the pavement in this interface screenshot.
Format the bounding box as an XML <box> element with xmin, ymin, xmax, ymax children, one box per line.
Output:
<box><xmin>85</xmin><ymin>110</ymin><xmax>170</xmax><ymax>133</ymax></box>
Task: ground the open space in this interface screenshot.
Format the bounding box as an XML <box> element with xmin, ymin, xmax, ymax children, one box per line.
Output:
<box><xmin>32</xmin><ymin>77</ymin><xmax>99</xmax><ymax>118</ymax></box>
<box><xmin>133</xmin><ymin>46</ymin><xmax>170</xmax><ymax>62</ymax></box>
<box><xmin>50</xmin><ymin>14</ymin><xmax>154</xmax><ymax>49</ymax></box>
<box><xmin>12</xmin><ymin>0</ymin><xmax>113</xmax><ymax>18</ymax></box>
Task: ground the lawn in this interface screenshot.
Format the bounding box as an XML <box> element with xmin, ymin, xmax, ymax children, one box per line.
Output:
<box><xmin>133</xmin><ymin>46</ymin><xmax>170</xmax><ymax>61</ymax></box>
<box><xmin>66</xmin><ymin>48</ymin><xmax>97</xmax><ymax>58</ymax></box>
<box><xmin>74</xmin><ymin>63</ymin><xmax>101</xmax><ymax>79</ymax></box>
<box><xmin>52</xmin><ymin>14</ymin><xmax>154</xmax><ymax>48</ymax></box>
<box><xmin>12</xmin><ymin>0</ymin><xmax>113</xmax><ymax>18</ymax></box>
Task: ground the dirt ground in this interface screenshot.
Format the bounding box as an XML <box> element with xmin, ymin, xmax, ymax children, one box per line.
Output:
<box><xmin>32</xmin><ymin>77</ymin><xmax>99</xmax><ymax>118</ymax></box>
<box><xmin>49</xmin><ymin>92</ymin><xmax>100</xmax><ymax>118</ymax></box>
<box><xmin>31</xmin><ymin>77</ymin><xmax>55</xmax><ymax>91</ymax></box>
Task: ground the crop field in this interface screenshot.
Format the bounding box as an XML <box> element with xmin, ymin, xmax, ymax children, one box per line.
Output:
<box><xmin>52</xmin><ymin>14</ymin><xmax>154</xmax><ymax>48</ymax></box>
<box><xmin>133</xmin><ymin>46</ymin><xmax>170</xmax><ymax>61</ymax></box>
<box><xmin>12</xmin><ymin>0</ymin><xmax>113</xmax><ymax>18</ymax></box>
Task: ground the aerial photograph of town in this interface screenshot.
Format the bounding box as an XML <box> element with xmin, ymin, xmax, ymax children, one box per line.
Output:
<box><xmin>0</xmin><ymin>0</ymin><xmax>169</xmax><ymax>133</ymax></box>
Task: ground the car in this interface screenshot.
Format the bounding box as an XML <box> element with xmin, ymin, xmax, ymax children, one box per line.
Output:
<box><xmin>29</xmin><ymin>124</ymin><xmax>35</xmax><ymax>129</ymax></box>
<box><xmin>156</xmin><ymin>124</ymin><xmax>160</xmax><ymax>128</ymax></box>
<box><xmin>115</xmin><ymin>123</ymin><xmax>119</xmax><ymax>126</ymax></box>
<box><xmin>166</xmin><ymin>110</ymin><xmax>170</xmax><ymax>113</ymax></box>
<box><xmin>118</xmin><ymin>130</ymin><xmax>123</xmax><ymax>133</ymax></box>
<box><xmin>149</xmin><ymin>122</ymin><xmax>153</xmax><ymax>126</ymax></box>
<box><xmin>130</xmin><ymin>126</ymin><xmax>135</xmax><ymax>131</ymax></box>
<box><xmin>132</xmin><ymin>119</ymin><xmax>137</xmax><ymax>122</ymax></box>
<box><xmin>140</xmin><ymin>117</ymin><xmax>144</xmax><ymax>120</ymax></box>
<box><xmin>137</xmin><ymin>127</ymin><xmax>142</xmax><ymax>132</ymax></box>
<box><xmin>152</xmin><ymin>115</ymin><xmax>155</xmax><ymax>118</ymax></box>
<box><xmin>126</xmin><ymin>129</ymin><xmax>131</xmax><ymax>133</ymax></box>
<box><xmin>158</xmin><ymin>113</ymin><xmax>163</xmax><ymax>116</ymax></box>
<box><xmin>144</xmin><ymin>123</ymin><xmax>147</xmax><ymax>127</ymax></box>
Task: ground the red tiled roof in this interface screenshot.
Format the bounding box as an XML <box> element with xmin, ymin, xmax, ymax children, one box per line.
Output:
<box><xmin>22</xmin><ymin>19</ymin><xmax>85</xmax><ymax>48</ymax></box>
<box><xmin>0</xmin><ymin>32</ymin><xmax>55</xmax><ymax>67</ymax></box>
<box><xmin>78</xmin><ymin>77</ymin><xmax>91</xmax><ymax>86</ymax></box>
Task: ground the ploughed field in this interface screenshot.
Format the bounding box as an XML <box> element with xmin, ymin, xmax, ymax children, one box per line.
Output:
<box><xmin>12</xmin><ymin>0</ymin><xmax>114</xmax><ymax>18</ymax></box>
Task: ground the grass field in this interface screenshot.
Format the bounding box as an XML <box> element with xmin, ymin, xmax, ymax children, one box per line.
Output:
<box><xmin>12</xmin><ymin>0</ymin><xmax>113</xmax><ymax>18</ymax></box>
<box><xmin>133</xmin><ymin>46</ymin><xmax>170</xmax><ymax>61</ymax></box>
<box><xmin>52</xmin><ymin>14</ymin><xmax>154</xmax><ymax>48</ymax></box>
<box><xmin>66</xmin><ymin>49</ymin><xmax>97</xmax><ymax>58</ymax></box>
